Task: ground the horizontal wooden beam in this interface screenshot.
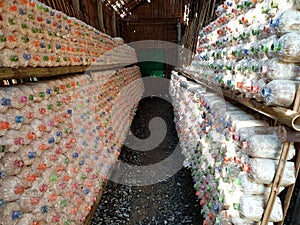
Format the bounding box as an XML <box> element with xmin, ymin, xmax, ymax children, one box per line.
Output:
<box><xmin>277</xmin><ymin>126</ymin><xmax>300</xmax><ymax>142</ymax></box>
<box><xmin>0</xmin><ymin>64</ymin><xmax>129</xmax><ymax>81</ymax></box>
<box><xmin>123</xmin><ymin>22</ymin><xmax>179</xmax><ymax>26</ymax></box>
<box><xmin>123</xmin><ymin>16</ymin><xmax>181</xmax><ymax>22</ymax></box>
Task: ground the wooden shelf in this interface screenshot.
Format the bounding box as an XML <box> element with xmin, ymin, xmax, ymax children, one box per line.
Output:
<box><xmin>0</xmin><ymin>63</ymin><xmax>130</xmax><ymax>81</ymax></box>
<box><xmin>176</xmin><ymin>68</ymin><xmax>300</xmax><ymax>132</ymax></box>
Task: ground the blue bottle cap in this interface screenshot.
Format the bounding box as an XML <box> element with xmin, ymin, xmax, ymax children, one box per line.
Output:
<box><xmin>83</xmin><ymin>189</ymin><xmax>89</xmax><ymax>195</ymax></box>
<box><xmin>1</xmin><ymin>98</ymin><xmax>11</xmax><ymax>106</ymax></box>
<box><xmin>28</xmin><ymin>152</ymin><xmax>37</xmax><ymax>159</ymax></box>
<box><xmin>46</xmin><ymin>89</ymin><xmax>52</xmax><ymax>95</ymax></box>
<box><xmin>23</xmin><ymin>53</ymin><xmax>31</xmax><ymax>60</ymax></box>
<box><xmin>56</xmin><ymin>131</ymin><xmax>63</xmax><ymax>137</ymax></box>
<box><xmin>270</xmin><ymin>18</ymin><xmax>279</xmax><ymax>28</ymax></box>
<box><xmin>19</xmin><ymin>8</ymin><xmax>26</xmax><ymax>15</ymax></box>
<box><xmin>48</xmin><ymin>138</ymin><xmax>55</xmax><ymax>144</ymax></box>
<box><xmin>214</xmin><ymin>204</ymin><xmax>219</xmax><ymax>211</ymax></box>
<box><xmin>15</xmin><ymin>116</ymin><xmax>24</xmax><ymax>123</ymax></box>
<box><xmin>0</xmin><ymin>199</ymin><xmax>6</xmax><ymax>208</ymax></box>
<box><xmin>41</xmin><ymin>206</ymin><xmax>49</xmax><ymax>214</ymax></box>
<box><xmin>12</xmin><ymin>210</ymin><xmax>22</xmax><ymax>220</ymax></box>
<box><xmin>224</xmin><ymin>121</ymin><xmax>230</xmax><ymax>128</ymax></box>
<box><xmin>262</xmin><ymin>88</ymin><xmax>271</xmax><ymax>97</ymax></box>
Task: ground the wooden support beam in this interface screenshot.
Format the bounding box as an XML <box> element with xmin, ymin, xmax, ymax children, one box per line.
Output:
<box><xmin>210</xmin><ymin>0</ymin><xmax>217</xmax><ymax>19</ymax></box>
<box><xmin>277</xmin><ymin>126</ymin><xmax>300</xmax><ymax>142</ymax></box>
<box><xmin>97</xmin><ymin>0</ymin><xmax>106</xmax><ymax>33</ymax></box>
<box><xmin>0</xmin><ymin>64</ymin><xmax>127</xmax><ymax>82</ymax></box>
<box><xmin>204</xmin><ymin>0</ymin><xmax>211</xmax><ymax>25</ymax></box>
<box><xmin>112</xmin><ymin>10</ymin><xmax>117</xmax><ymax>37</ymax></box>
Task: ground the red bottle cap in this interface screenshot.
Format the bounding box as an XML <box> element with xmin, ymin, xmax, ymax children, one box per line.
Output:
<box><xmin>14</xmin><ymin>186</ymin><xmax>25</xmax><ymax>194</ymax></box>
<box><xmin>26</xmin><ymin>174</ymin><xmax>37</xmax><ymax>182</ymax></box>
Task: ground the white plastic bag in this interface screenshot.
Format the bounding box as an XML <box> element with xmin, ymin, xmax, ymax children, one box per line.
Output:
<box><xmin>275</xmin><ymin>9</ymin><xmax>300</xmax><ymax>35</ymax></box>
<box><xmin>238</xmin><ymin>126</ymin><xmax>277</xmax><ymax>143</ymax></box>
<box><xmin>261</xmin><ymin>80</ymin><xmax>297</xmax><ymax>107</ymax></box>
<box><xmin>240</xmin><ymin>195</ymin><xmax>283</xmax><ymax>222</ymax></box>
<box><xmin>276</xmin><ymin>32</ymin><xmax>300</xmax><ymax>63</ymax></box>
<box><xmin>238</xmin><ymin>171</ymin><xmax>267</xmax><ymax>195</ymax></box>
<box><xmin>259</xmin><ymin>58</ymin><xmax>300</xmax><ymax>81</ymax></box>
<box><xmin>240</xmin><ymin>195</ymin><xmax>264</xmax><ymax>221</ymax></box>
<box><xmin>248</xmin><ymin>135</ymin><xmax>295</xmax><ymax>160</ymax></box>
<box><xmin>234</xmin><ymin>120</ymin><xmax>268</xmax><ymax>133</ymax></box>
<box><xmin>249</xmin><ymin>158</ymin><xmax>296</xmax><ymax>186</ymax></box>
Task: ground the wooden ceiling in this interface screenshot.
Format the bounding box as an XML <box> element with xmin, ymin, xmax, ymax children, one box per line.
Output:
<box><xmin>102</xmin><ymin>0</ymin><xmax>146</xmax><ymax>17</ymax></box>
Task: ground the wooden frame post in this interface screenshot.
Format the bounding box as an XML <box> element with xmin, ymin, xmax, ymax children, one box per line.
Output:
<box><xmin>112</xmin><ymin>10</ymin><xmax>117</xmax><ymax>37</ymax></box>
<box><xmin>97</xmin><ymin>0</ymin><xmax>106</xmax><ymax>33</ymax></box>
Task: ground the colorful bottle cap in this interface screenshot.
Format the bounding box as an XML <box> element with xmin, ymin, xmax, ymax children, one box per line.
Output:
<box><xmin>12</xmin><ymin>210</ymin><xmax>22</xmax><ymax>220</ymax></box>
<box><xmin>262</xmin><ymin>88</ymin><xmax>271</xmax><ymax>97</ymax></box>
<box><xmin>41</xmin><ymin>206</ymin><xmax>49</xmax><ymax>214</ymax></box>
<box><xmin>1</xmin><ymin>98</ymin><xmax>11</xmax><ymax>106</ymax></box>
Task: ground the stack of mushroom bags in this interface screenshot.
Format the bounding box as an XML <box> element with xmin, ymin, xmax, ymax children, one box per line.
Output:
<box><xmin>170</xmin><ymin>71</ymin><xmax>296</xmax><ymax>225</ymax></box>
<box><xmin>0</xmin><ymin>66</ymin><xmax>144</xmax><ymax>224</ymax></box>
<box><xmin>184</xmin><ymin>0</ymin><xmax>300</xmax><ymax>109</ymax></box>
<box><xmin>0</xmin><ymin>0</ymin><xmax>137</xmax><ymax>68</ymax></box>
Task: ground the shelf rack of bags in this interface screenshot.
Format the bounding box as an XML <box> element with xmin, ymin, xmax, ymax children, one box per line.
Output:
<box><xmin>173</xmin><ymin>0</ymin><xmax>300</xmax><ymax>224</ymax></box>
<box><xmin>174</xmin><ymin>69</ymin><xmax>300</xmax><ymax>225</ymax></box>
<box><xmin>0</xmin><ymin>1</ymin><xmax>144</xmax><ymax>224</ymax></box>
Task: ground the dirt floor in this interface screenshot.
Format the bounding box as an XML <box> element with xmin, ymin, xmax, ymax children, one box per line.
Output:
<box><xmin>90</xmin><ymin>97</ymin><xmax>203</xmax><ymax>225</ymax></box>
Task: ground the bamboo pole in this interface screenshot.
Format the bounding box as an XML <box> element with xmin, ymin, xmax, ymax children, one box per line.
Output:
<box><xmin>210</xmin><ymin>0</ymin><xmax>217</xmax><ymax>19</ymax></box>
<box><xmin>72</xmin><ymin>0</ymin><xmax>80</xmax><ymax>16</ymax></box>
<box><xmin>112</xmin><ymin>10</ymin><xmax>117</xmax><ymax>37</ymax></box>
<box><xmin>97</xmin><ymin>0</ymin><xmax>106</xmax><ymax>33</ymax></box>
<box><xmin>204</xmin><ymin>0</ymin><xmax>211</xmax><ymax>25</ymax></box>
<box><xmin>69</xmin><ymin>4</ymin><xmax>76</xmax><ymax>18</ymax></box>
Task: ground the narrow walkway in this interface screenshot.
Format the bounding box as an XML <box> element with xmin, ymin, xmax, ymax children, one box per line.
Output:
<box><xmin>90</xmin><ymin>97</ymin><xmax>202</xmax><ymax>225</ymax></box>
